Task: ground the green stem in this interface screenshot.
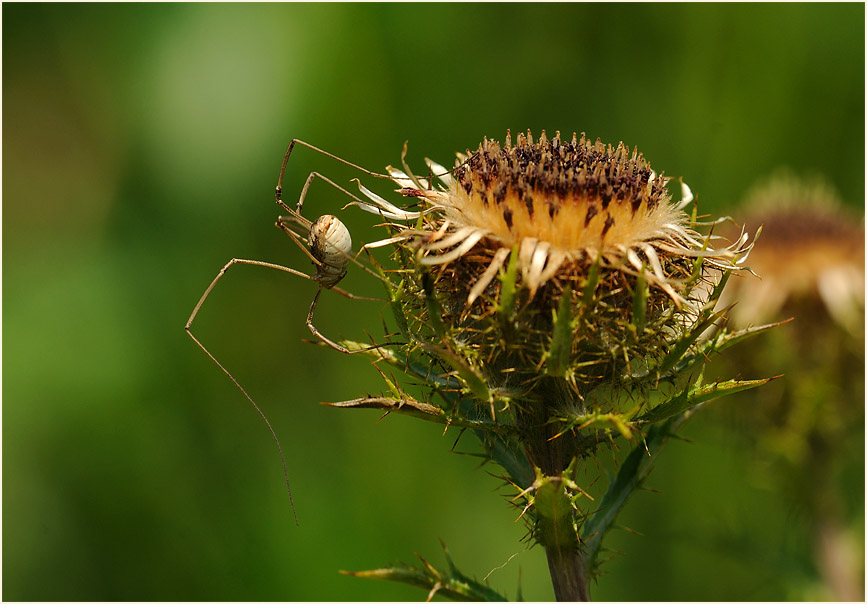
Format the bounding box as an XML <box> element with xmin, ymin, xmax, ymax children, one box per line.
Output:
<box><xmin>808</xmin><ymin>442</ymin><xmax>863</xmax><ymax>601</ymax></box>
<box><xmin>518</xmin><ymin>392</ymin><xmax>591</xmax><ymax>601</ymax></box>
<box><xmin>534</xmin><ymin>472</ymin><xmax>590</xmax><ymax>601</ymax></box>
<box><xmin>545</xmin><ymin>545</ymin><xmax>590</xmax><ymax>602</ymax></box>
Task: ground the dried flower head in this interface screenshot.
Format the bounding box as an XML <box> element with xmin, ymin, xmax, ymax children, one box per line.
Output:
<box><xmin>355</xmin><ymin>131</ymin><xmax>753</xmax><ymax>418</ymax></box>
<box><xmin>365</xmin><ymin>130</ymin><xmax>747</xmax><ymax>302</ymax></box>
<box><xmin>721</xmin><ymin>171</ymin><xmax>865</xmax><ymax>335</ymax></box>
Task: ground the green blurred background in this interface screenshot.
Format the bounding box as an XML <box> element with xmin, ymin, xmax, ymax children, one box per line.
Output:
<box><xmin>4</xmin><ymin>3</ymin><xmax>864</xmax><ymax>601</ymax></box>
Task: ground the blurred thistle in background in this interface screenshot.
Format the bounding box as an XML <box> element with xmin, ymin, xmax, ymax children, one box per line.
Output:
<box><xmin>717</xmin><ymin>173</ymin><xmax>865</xmax><ymax>601</ymax></box>
<box><xmin>724</xmin><ymin>173</ymin><xmax>864</xmax><ymax>336</ymax></box>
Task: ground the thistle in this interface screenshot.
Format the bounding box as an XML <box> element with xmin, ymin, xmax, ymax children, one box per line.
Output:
<box><xmin>717</xmin><ymin>172</ymin><xmax>865</xmax><ymax>601</ymax></box>
<box><xmin>722</xmin><ymin>172</ymin><xmax>864</xmax><ymax>337</ymax></box>
<box><xmin>295</xmin><ymin>131</ymin><xmax>771</xmax><ymax>600</ymax></box>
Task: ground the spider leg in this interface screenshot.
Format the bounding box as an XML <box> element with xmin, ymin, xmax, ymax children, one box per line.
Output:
<box><xmin>275</xmin><ymin>139</ymin><xmax>397</xmax><ymax>211</ymax></box>
<box><xmin>330</xmin><ymin>285</ymin><xmax>384</xmax><ymax>303</ymax></box>
<box><xmin>306</xmin><ymin>287</ymin><xmax>400</xmax><ymax>354</ymax></box>
<box><xmin>275</xmin><ymin>217</ymin><xmax>324</xmax><ymax>268</ymax></box>
<box><xmin>185</xmin><ymin>257</ymin><xmax>313</xmax><ymax>525</ymax></box>
<box><xmin>286</xmin><ymin>171</ymin><xmax>370</xmax><ymax>217</ymax></box>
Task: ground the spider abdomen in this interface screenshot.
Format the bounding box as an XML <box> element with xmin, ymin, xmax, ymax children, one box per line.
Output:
<box><xmin>309</xmin><ymin>214</ymin><xmax>351</xmax><ymax>287</ymax></box>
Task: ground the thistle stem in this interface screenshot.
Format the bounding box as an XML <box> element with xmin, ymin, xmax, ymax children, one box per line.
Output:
<box><xmin>545</xmin><ymin>545</ymin><xmax>590</xmax><ymax>602</ymax></box>
<box><xmin>520</xmin><ymin>400</ymin><xmax>591</xmax><ymax>601</ymax></box>
<box><xmin>532</xmin><ymin>467</ymin><xmax>590</xmax><ymax>601</ymax></box>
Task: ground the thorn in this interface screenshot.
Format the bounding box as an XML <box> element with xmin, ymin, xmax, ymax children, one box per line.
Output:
<box><xmin>619</xmin><ymin>525</ymin><xmax>645</xmax><ymax>537</ymax></box>
<box><xmin>416</xmin><ymin>552</ymin><xmax>439</xmax><ymax>577</ymax></box>
<box><xmin>516</xmin><ymin>499</ymin><xmax>534</xmax><ymax>523</ymax></box>
<box><xmin>511</xmin><ymin>482</ymin><xmax>537</xmax><ymax>503</ymax></box>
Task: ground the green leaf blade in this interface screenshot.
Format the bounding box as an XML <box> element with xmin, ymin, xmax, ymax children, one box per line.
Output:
<box><xmin>633</xmin><ymin>377</ymin><xmax>776</xmax><ymax>425</ymax></box>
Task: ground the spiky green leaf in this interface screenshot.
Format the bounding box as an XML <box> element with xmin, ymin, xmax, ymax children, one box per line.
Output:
<box><xmin>631</xmin><ymin>266</ymin><xmax>648</xmax><ymax>338</ymax></box>
<box><xmin>423</xmin><ymin>344</ymin><xmax>493</xmax><ymax>406</ymax></box>
<box><xmin>581</xmin><ymin>411</ymin><xmax>692</xmax><ymax>572</ymax></box>
<box><xmin>633</xmin><ymin>377</ymin><xmax>776</xmax><ymax>425</ymax></box>
<box><xmin>324</xmin><ymin>396</ymin><xmax>516</xmax><ymax>436</ymax></box>
<box><xmin>342</xmin><ymin>553</ymin><xmax>509</xmax><ymax>602</ymax></box>
<box><xmin>496</xmin><ymin>245</ymin><xmax>519</xmax><ymax>319</ymax></box>
<box><xmin>581</xmin><ymin>254</ymin><xmax>601</xmax><ymax>305</ymax></box>
<box><xmin>422</xmin><ymin>271</ymin><xmax>446</xmax><ymax>337</ymax></box>
<box><xmin>546</xmin><ymin>285</ymin><xmax>573</xmax><ymax>377</ymax></box>
<box><xmin>339</xmin><ymin>341</ymin><xmax>534</xmax><ymax>488</ymax></box>
<box><xmin>339</xmin><ymin>340</ymin><xmax>458</xmax><ymax>389</ymax></box>
<box><xmin>653</xmin><ymin>310</ymin><xmax>722</xmax><ymax>376</ymax></box>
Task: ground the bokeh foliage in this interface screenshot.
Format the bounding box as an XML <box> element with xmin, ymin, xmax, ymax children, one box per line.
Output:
<box><xmin>3</xmin><ymin>3</ymin><xmax>863</xmax><ymax>601</ymax></box>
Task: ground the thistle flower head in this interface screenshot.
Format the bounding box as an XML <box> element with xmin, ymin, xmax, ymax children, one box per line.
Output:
<box><xmin>722</xmin><ymin>172</ymin><xmax>865</xmax><ymax>335</ymax></box>
<box><xmin>355</xmin><ymin>131</ymin><xmax>754</xmax><ymax>421</ymax></box>
<box><xmin>366</xmin><ymin>130</ymin><xmax>749</xmax><ymax>307</ymax></box>
<box><xmin>449</xmin><ymin>131</ymin><xmax>672</xmax><ymax>252</ymax></box>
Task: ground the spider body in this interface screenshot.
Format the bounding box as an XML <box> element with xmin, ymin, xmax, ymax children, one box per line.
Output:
<box><xmin>308</xmin><ymin>214</ymin><xmax>351</xmax><ymax>288</ymax></box>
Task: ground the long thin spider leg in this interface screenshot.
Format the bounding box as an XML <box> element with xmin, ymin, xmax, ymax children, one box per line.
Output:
<box><xmin>305</xmin><ymin>288</ymin><xmax>352</xmax><ymax>354</ymax></box>
<box><xmin>185</xmin><ymin>257</ymin><xmax>313</xmax><ymax>525</ymax></box>
<box><xmin>186</xmin><ymin>328</ymin><xmax>298</xmax><ymax>525</ymax></box>
<box><xmin>275</xmin><ymin>219</ymin><xmax>324</xmax><ymax>268</ymax></box>
<box><xmin>275</xmin><ymin>139</ymin><xmax>464</xmax><ymax>212</ymax></box>
<box><xmin>306</xmin><ymin>287</ymin><xmax>403</xmax><ymax>353</ymax></box>
<box><xmin>276</xmin><ymin>140</ymin><xmax>397</xmax><ymax>211</ymax></box>
<box><xmin>290</xmin><ymin>171</ymin><xmax>369</xmax><ymax>216</ymax></box>
<box><xmin>330</xmin><ymin>285</ymin><xmax>385</xmax><ymax>302</ymax></box>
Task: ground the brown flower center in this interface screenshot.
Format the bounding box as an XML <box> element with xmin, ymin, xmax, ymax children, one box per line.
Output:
<box><xmin>449</xmin><ymin>131</ymin><xmax>678</xmax><ymax>252</ymax></box>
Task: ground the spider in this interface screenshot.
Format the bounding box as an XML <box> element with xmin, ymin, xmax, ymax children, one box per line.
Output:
<box><xmin>184</xmin><ymin>140</ymin><xmax>419</xmax><ymax>522</ymax></box>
